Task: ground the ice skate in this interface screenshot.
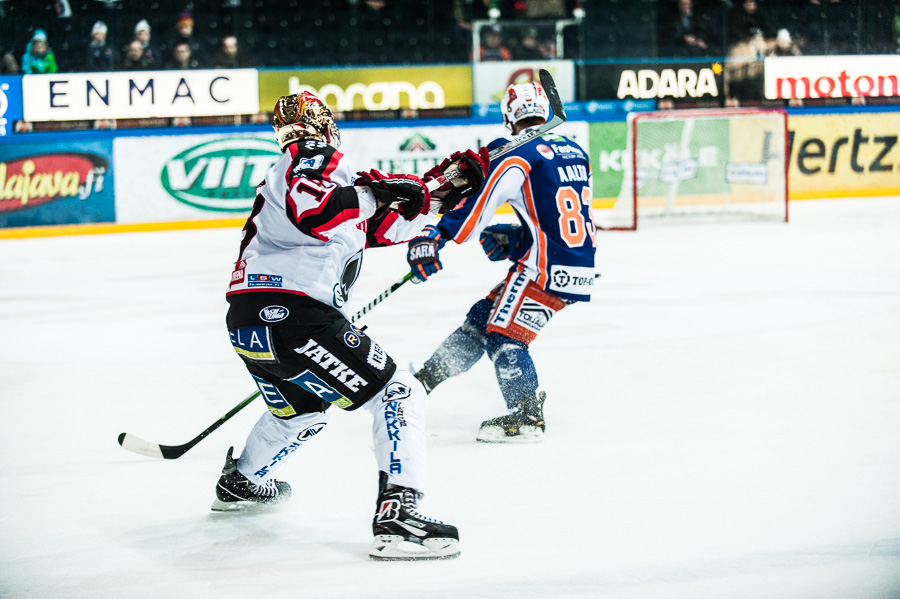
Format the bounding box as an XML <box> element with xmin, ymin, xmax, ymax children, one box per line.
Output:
<box><xmin>476</xmin><ymin>391</ymin><xmax>546</xmax><ymax>443</ymax></box>
<box><xmin>211</xmin><ymin>446</ymin><xmax>291</xmax><ymax>511</ymax></box>
<box><xmin>369</xmin><ymin>475</ymin><xmax>460</xmax><ymax>560</ymax></box>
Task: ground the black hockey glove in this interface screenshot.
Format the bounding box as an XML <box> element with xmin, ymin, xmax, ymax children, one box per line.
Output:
<box><xmin>423</xmin><ymin>148</ymin><xmax>490</xmax><ymax>214</ymax></box>
<box><xmin>479</xmin><ymin>224</ymin><xmax>522</xmax><ymax>262</ymax></box>
<box><xmin>356</xmin><ymin>169</ymin><xmax>432</xmax><ymax>221</ymax></box>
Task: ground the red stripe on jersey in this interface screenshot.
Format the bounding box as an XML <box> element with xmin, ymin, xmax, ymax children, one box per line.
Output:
<box><xmin>226</xmin><ymin>288</ymin><xmax>310</xmax><ymax>297</ymax></box>
<box><xmin>308</xmin><ymin>207</ymin><xmax>361</xmax><ymax>240</ymax></box>
<box><xmin>366</xmin><ymin>210</ymin><xmax>402</xmax><ymax>247</ymax></box>
<box><xmin>321</xmin><ymin>150</ymin><xmax>343</xmax><ymax>180</ymax></box>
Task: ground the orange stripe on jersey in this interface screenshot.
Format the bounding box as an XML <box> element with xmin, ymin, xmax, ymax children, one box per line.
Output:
<box><xmin>520</xmin><ymin>175</ymin><xmax>550</xmax><ymax>288</ymax></box>
<box><xmin>454</xmin><ymin>156</ymin><xmax>531</xmax><ymax>243</ymax></box>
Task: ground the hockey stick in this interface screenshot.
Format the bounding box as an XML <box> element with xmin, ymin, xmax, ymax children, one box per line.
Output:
<box><xmin>425</xmin><ymin>69</ymin><xmax>567</xmax><ymax>193</ymax></box>
<box><xmin>117</xmin><ymin>272</ymin><xmax>415</xmax><ymax>460</ymax></box>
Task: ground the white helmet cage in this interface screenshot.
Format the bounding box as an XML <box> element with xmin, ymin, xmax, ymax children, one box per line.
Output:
<box><xmin>500</xmin><ymin>82</ymin><xmax>551</xmax><ymax>133</ymax></box>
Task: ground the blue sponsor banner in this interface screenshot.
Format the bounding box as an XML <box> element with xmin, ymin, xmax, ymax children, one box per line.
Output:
<box><xmin>0</xmin><ymin>138</ymin><xmax>115</xmax><ymax>228</ymax></box>
<box><xmin>0</xmin><ymin>76</ymin><xmax>23</xmax><ymax>137</ymax></box>
<box><xmin>471</xmin><ymin>99</ymin><xmax>656</xmax><ymax>123</ymax></box>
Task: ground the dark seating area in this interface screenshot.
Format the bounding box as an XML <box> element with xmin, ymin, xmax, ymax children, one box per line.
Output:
<box><xmin>2</xmin><ymin>0</ymin><xmax>898</xmax><ymax>74</ymax></box>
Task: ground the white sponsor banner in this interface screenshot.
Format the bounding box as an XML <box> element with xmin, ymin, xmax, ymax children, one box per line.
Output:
<box><xmin>765</xmin><ymin>55</ymin><xmax>900</xmax><ymax>99</ymax></box>
<box><xmin>472</xmin><ymin>61</ymin><xmax>575</xmax><ymax>105</ymax></box>
<box><xmin>114</xmin><ymin>132</ymin><xmax>279</xmax><ymax>223</ymax></box>
<box><xmin>113</xmin><ymin>121</ymin><xmax>590</xmax><ymax>224</ymax></box>
<box><xmin>23</xmin><ymin>69</ymin><xmax>260</xmax><ymax>121</ymax></box>
<box><xmin>338</xmin><ymin>120</ymin><xmax>588</xmax><ymax>178</ymax></box>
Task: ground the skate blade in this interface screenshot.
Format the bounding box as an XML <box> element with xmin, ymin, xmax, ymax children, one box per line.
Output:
<box><xmin>210</xmin><ymin>497</ymin><xmax>286</xmax><ymax>512</ymax></box>
<box><xmin>368</xmin><ymin>535</ymin><xmax>460</xmax><ymax>561</ymax></box>
<box><xmin>476</xmin><ymin>425</ymin><xmax>544</xmax><ymax>444</ymax></box>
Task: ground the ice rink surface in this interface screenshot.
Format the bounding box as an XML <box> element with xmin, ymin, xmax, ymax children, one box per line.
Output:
<box><xmin>1</xmin><ymin>198</ymin><xmax>899</xmax><ymax>599</ymax></box>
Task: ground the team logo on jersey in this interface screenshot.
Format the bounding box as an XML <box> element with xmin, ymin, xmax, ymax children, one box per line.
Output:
<box><xmin>549</xmin><ymin>265</ymin><xmax>596</xmax><ymax>294</ymax></box>
<box><xmin>248</xmin><ymin>274</ymin><xmax>283</xmax><ymax>288</ymax></box>
<box><xmin>297</xmin><ymin>422</ymin><xmax>327</xmax><ymax>442</ymax></box>
<box><xmin>536</xmin><ymin>144</ymin><xmax>555</xmax><ymax>160</ymax></box>
<box><xmin>230</xmin><ymin>327</ymin><xmax>277</xmax><ymax>362</ymax></box>
<box><xmin>381</xmin><ymin>382</ymin><xmax>411</xmax><ymax>403</ymax></box>
<box><xmin>259</xmin><ymin>305</ymin><xmax>289</xmax><ymax>323</ymax></box>
<box><xmin>251</xmin><ymin>374</ymin><xmax>296</xmax><ymax>417</ymax></box>
<box><xmin>367</xmin><ymin>341</ymin><xmax>388</xmax><ymax>371</ymax></box>
<box><xmin>333</xmin><ymin>250</ymin><xmax>363</xmax><ymax>309</ymax></box>
<box><xmin>343</xmin><ymin>330</ymin><xmax>362</xmax><ymax>348</ymax></box>
<box><xmin>286</xmin><ymin>370</ymin><xmax>354</xmax><ymax>409</ymax></box>
<box><xmin>295</xmin><ymin>155</ymin><xmax>325</xmax><ymax>172</ymax></box>
<box><xmin>514</xmin><ymin>297</ymin><xmax>554</xmax><ymax>333</ymax></box>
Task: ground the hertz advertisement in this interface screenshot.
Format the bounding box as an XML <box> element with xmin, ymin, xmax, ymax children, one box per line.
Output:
<box><xmin>258</xmin><ymin>66</ymin><xmax>473</xmax><ymax>114</ymax></box>
<box><xmin>789</xmin><ymin>112</ymin><xmax>900</xmax><ymax>199</ymax></box>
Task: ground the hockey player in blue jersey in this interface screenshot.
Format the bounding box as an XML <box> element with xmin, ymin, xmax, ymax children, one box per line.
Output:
<box><xmin>407</xmin><ymin>81</ymin><xmax>597</xmax><ymax>443</ymax></box>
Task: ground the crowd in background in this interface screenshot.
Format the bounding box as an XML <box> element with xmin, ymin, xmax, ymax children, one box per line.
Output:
<box><xmin>0</xmin><ymin>0</ymin><xmax>898</xmax><ymax>76</ymax></box>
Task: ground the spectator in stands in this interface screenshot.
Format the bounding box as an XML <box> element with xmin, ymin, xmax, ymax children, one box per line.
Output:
<box><xmin>21</xmin><ymin>29</ymin><xmax>58</xmax><ymax>74</ymax></box>
<box><xmin>133</xmin><ymin>20</ymin><xmax>160</xmax><ymax>68</ymax></box>
<box><xmin>658</xmin><ymin>0</ymin><xmax>715</xmax><ymax>56</ymax></box>
<box><xmin>212</xmin><ymin>35</ymin><xmax>252</xmax><ymax>68</ymax></box>
<box><xmin>727</xmin><ymin>0</ymin><xmax>770</xmax><ymax>46</ymax></box>
<box><xmin>85</xmin><ymin>20</ymin><xmax>114</xmax><ymax>71</ymax></box>
<box><xmin>769</xmin><ymin>28</ymin><xmax>801</xmax><ymax>56</ymax></box>
<box><xmin>121</xmin><ymin>39</ymin><xmax>154</xmax><ymax>70</ymax></box>
<box><xmin>165</xmin><ymin>41</ymin><xmax>200</xmax><ymax>70</ymax></box>
<box><xmin>169</xmin><ymin>12</ymin><xmax>204</xmax><ymax>66</ymax></box>
<box><xmin>480</xmin><ymin>24</ymin><xmax>512</xmax><ymax>61</ymax></box>
<box><xmin>510</xmin><ymin>27</ymin><xmax>549</xmax><ymax>60</ymax></box>
<box><xmin>0</xmin><ymin>46</ymin><xmax>19</xmax><ymax>74</ymax></box>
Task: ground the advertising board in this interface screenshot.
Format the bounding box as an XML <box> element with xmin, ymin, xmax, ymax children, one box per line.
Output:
<box><xmin>472</xmin><ymin>61</ymin><xmax>575</xmax><ymax>105</ymax></box>
<box><xmin>0</xmin><ymin>76</ymin><xmax>23</xmax><ymax>137</ymax></box>
<box><xmin>114</xmin><ymin>133</ymin><xmax>280</xmax><ymax>223</ymax></box>
<box><xmin>0</xmin><ymin>139</ymin><xmax>114</xmax><ymax>228</ymax></box>
<box><xmin>22</xmin><ymin>69</ymin><xmax>260</xmax><ymax>121</ymax></box>
<box><xmin>789</xmin><ymin>112</ymin><xmax>900</xmax><ymax>198</ymax></box>
<box><xmin>258</xmin><ymin>66</ymin><xmax>473</xmax><ymax>114</ymax></box>
<box><xmin>580</xmin><ymin>62</ymin><xmax>724</xmax><ymax>101</ymax></box>
<box><xmin>765</xmin><ymin>55</ymin><xmax>900</xmax><ymax>100</ymax></box>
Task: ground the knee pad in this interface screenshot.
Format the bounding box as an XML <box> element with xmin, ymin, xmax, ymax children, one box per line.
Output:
<box><xmin>465</xmin><ymin>298</ymin><xmax>494</xmax><ymax>334</ymax></box>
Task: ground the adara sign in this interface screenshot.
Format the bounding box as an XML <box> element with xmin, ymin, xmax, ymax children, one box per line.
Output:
<box><xmin>580</xmin><ymin>63</ymin><xmax>722</xmax><ymax>101</ymax></box>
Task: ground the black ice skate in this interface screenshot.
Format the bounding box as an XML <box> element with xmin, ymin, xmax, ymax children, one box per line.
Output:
<box><xmin>210</xmin><ymin>446</ymin><xmax>292</xmax><ymax>511</ymax></box>
<box><xmin>369</xmin><ymin>473</ymin><xmax>460</xmax><ymax>561</ymax></box>
<box><xmin>476</xmin><ymin>391</ymin><xmax>546</xmax><ymax>443</ymax></box>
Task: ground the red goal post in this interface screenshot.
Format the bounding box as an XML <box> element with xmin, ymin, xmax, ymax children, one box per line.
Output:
<box><xmin>596</xmin><ymin>108</ymin><xmax>789</xmax><ymax>231</ymax></box>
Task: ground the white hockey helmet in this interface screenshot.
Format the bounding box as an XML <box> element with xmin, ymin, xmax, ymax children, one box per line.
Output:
<box><xmin>500</xmin><ymin>81</ymin><xmax>551</xmax><ymax>133</ymax></box>
<box><xmin>272</xmin><ymin>91</ymin><xmax>341</xmax><ymax>151</ymax></box>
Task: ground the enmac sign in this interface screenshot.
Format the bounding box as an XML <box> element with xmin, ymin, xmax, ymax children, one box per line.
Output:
<box><xmin>765</xmin><ymin>55</ymin><xmax>900</xmax><ymax>100</ymax></box>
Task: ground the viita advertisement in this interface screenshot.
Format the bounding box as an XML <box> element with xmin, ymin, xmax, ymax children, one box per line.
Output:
<box><xmin>113</xmin><ymin>133</ymin><xmax>280</xmax><ymax>223</ymax></box>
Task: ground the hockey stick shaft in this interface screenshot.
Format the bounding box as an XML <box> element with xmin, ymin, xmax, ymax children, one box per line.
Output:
<box><xmin>425</xmin><ymin>69</ymin><xmax>567</xmax><ymax>193</ymax></box>
<box><xmin>118</xmin><ymin>273</ymin><xmax>415</xmax><ymax>459</ymax></box>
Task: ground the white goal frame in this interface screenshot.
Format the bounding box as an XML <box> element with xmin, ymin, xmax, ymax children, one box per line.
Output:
<box><xmin>604</xmin><ymin>108</ymin><xmax>789</xmax><ymax>231</ymax></box>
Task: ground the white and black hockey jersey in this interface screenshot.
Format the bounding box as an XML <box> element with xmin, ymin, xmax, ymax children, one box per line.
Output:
<box><xmin>227</xmin><ymin>138</ymin><xmax>432</xmax><ymax>316</ymax></box>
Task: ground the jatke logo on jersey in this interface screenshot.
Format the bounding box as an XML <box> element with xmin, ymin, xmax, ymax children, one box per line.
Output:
<box><xmin>293</xmin><ymin>338</ymin><xmax>368</xmax><ymax>393</ymax></box>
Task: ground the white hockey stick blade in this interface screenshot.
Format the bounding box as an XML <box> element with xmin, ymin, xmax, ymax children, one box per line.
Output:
<box><xmin>118</xmin><ymin>433</ymin><xmax>165</xmax><ymax>459</ymax></box>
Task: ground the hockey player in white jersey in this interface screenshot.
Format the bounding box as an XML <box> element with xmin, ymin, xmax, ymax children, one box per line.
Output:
<box><xmin>215</xmin><ymin>91</ymin><xmax>489</xmax><ymax>561</ymax></box>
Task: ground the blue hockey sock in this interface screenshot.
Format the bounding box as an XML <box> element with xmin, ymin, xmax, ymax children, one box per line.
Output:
<box><xmin>487</xmin><ymin>337</ymin><xmax>539</xmax><ymax>410</ymax></box>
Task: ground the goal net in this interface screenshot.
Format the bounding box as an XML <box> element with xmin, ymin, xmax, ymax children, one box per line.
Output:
<box><xmin>597</xmin><ymin>109</ymin><xmax>789</xmax><ymax>230</ymax></box>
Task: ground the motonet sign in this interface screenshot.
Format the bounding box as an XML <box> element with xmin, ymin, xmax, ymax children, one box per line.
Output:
<box><xmin>765</xmin><ymin>56</ymin><xmax>900</xmax><ymax>100</ymax></box>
